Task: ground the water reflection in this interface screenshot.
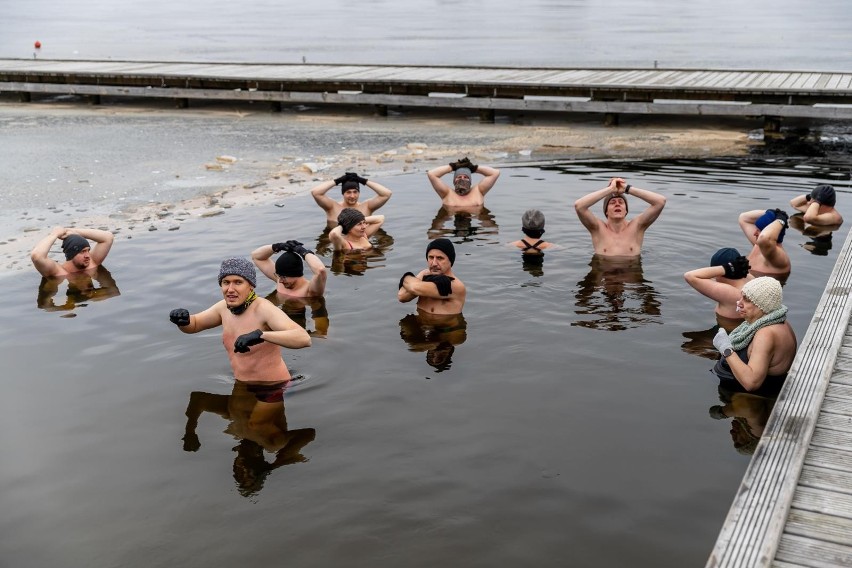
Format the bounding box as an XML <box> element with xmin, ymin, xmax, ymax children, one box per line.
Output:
<box><xmin>572</xmin><ymin>255</ymin><xmax>661</xmax><ymax>331</ymax></box>
<box><xmin>681</xmin><ymin>315</ymin><xmax>743</xmax><ymax>361</ymax></box>
<box><xmin>398</xmin><ymin>312</ymin><xmax>468</xmax><ymax>372</ymax></box>
<box><xmin>788</xmin><ymin>213</ymin><xmax>840</xmax><ymax>257</ymax></box>
<box><xmin>182</xmin><ymin>380</ymin><xmax>316</xmax><ymax>498</ymax></box>
<box><xmin>36</xmin><ymin>265</ymin><xmax>121</xmax><ymax>313</ymax></box>
<box><xmin>427</xmin><ymin>205</ymin><xmax>498</xmax><ymax>241</ymax></box>
<box><xmin>327</xmin><ymin>228</ymin><xmax>394</xmax><ymax>276</ymax></box>
<box><xmin>521</xmin><ymin>252</ymin><xmax>545</xmax><ymax>277</ymax></box>
<box><xmin>265</xmin><ymin>292</ymin><xmax>330</xmax><ymax>338</ymax></box>
<box><xmin>709</xmin><ymin>387</ymin><xmax>777</xmax><ymax>456</ymax></box>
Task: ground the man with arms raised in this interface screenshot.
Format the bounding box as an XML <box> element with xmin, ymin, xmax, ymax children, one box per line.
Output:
<box><xmin>30</xmin><ymin>226</ymin><xmax>114</xmax><ymax>277</ymax></box>
<box><xmin>790</xmin><ymin>184</ymin><xmax>843</xmax><ymax>226</ymax></box>
<box><xmin>310</xmin><ymin>171</ymin><xmax>392</xmax><ymax>224</ymax></box>
<box><xmin>713</xmin><ymin>276</ymin><xmax>797</xmax><ymax>396</ymax></box>
<box><xmin>738</xmin><ymin>208</ymin><xmax>790</xmax><ymax>276</ymax></box>
<box><xmin>251</xmin><ymin>240</ymin><xmax>327</xmax><ymax>299</ymax></box>
<box><xmin>169</xmin><ymin>258</ymin><xmax>311</xmax><ymax>383</ymax></box>
<box><xmin>398</xmin><ymin>238</ymin><xmax>466</xmax><ymax>315</ymax></box>
<box><xmin>426</xmin><ymin>157</ymin><xmax>500</xmax><ymax>208</ymax></box>
<box><xmin>574</xmin><ymin>177</ymin><xmax>666</xmax><ymax>256</ymax></box>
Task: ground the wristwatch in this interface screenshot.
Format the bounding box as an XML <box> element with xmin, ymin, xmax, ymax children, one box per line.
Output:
<box><xmin>723</xmin><ymin>347</ymin><xmax>734</xmax><ymax>358</ymax></box>
<box><xmin>624</xmin><ymin>184</ymin><xmax>632</xmax><ymax>194</ymax></box>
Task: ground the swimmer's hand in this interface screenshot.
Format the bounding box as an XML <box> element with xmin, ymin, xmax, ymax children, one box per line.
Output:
<box><xmin>334</xmin><ymin>173</ymin><xmax>349</xmax><ymax>185</ymax></box>
<box><xmin>272</xmin><ymin>242</ymin><xmax>288</xmax><ymax>253</ymax></box>
<box><xmin>169</xmin><ymin>308</ymin><xmax>191</xmax><ymax>327</ymax></box>
<box><xmin>355</xmin><ymin>174</ymin><xmax>368</xmax><ymax>185</ymax></box>
<box><xmin>773</xmin><ymin>208</ymin><xmax>789</xmax><ymax>227</ymax></box>
<box><xmin>234</xmin><ymin>329</ymin><xmax>264</xmax><ymax>353</ymax></box>
<box><xmin>399</xmin><ymin>271</ymin><xmax>416</xmax><ymax>289</ymax></box>
<box><xmin>723</xmin><ymin>256</ymin><xmax>751</xmax><ymax>279</ymax></box>
<box><xmin>713</xmin><ymin>328</ymin><xmax>733</xmax><ymax>356</ymax></box>
<box><xmin>422</xmin><ymin>274</ymin><xmax>455</xmax><ymax>296</ymax></box>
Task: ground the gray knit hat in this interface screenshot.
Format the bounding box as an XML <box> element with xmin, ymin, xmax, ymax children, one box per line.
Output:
<box><xmin>338</xmin><ymin>208</ymin><xmax>366</xmax><ymax>234</ymax></box>
<box><xmin>522</xmin><ymin>209</ymin><xmax>545</xmax><ymax>232</ymax></box>
<box><xmin>742</xmin><ymin>276</ymin><xmax>782</xmax><ymax>314</ymax></box>
<box><xmin>218</xmin><ymin>258</ymin><xmax>257</xmax><ymax>288</ymax></box>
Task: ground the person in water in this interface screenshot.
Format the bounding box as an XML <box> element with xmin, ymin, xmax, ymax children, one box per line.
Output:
<box><xmin>737</xmin><ymin>208</ymin><xmax>790</xmax><ymax>276</ymax></box>
<box><xmin>30</xmin><ymin>226</ymin><xmax>115</xmax><ymax>277</ymax></box>
<box><xmin>310</xmin><ymin>171</ymin><xmax>393</xmax><ymax>224</ymax></box>
<box><xmin>168</xmin><ymin>258</ymin><xmax>311</xmax><ymax>383</ymax></box>
<box><xmin>426</xmin><ymin>156</ymin><xmax>500</xmax><ymax>208</ymax></box>
<box><xmin>790</xmin><ymin>183</ymin><xmax>843</xmax><ymax>226</ymax></box>
<box><xmin>684</xmin><ymin>247</ymin><xmax>753</xmax><ymax>328</ymax></box>
<box><xmin>398</xmin><ymin>238</ymin><xmax>466</xmax><ymax>315</ymax></box>
<box><xmin>251</xmin><ymin>240</ymin><xmax>327</xmax><ymax>298</ymax></box>
<box><xmin>510</xmin><ymin>209</ymin><xmax>553</xmax><ymax>256</ymax></box>
<box><xmin>574</xmin><ymin>177</ymin><xmax>666</xmax><ymax>257</ymax></box>
<box><xmin>712</xmin><ymin>276</ymin><xmax>797</xmax><ymax>395</ymax></box>
<box><xmin>328</xmin><ymin>208</ymin><xmax>385</xmax><ymax>251</ymax></box>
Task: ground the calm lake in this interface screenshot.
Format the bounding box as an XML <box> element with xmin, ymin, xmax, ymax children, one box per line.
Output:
<box><xmin>2</xmin><ymin>157</ymin><xmax>851</xmax><ymax>567</ymax></box>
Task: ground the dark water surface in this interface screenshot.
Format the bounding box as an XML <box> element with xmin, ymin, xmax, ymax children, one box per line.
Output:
<box><xmin>2</xmin><ymin>158</ymin><xmax>851</xmax><ymax>567</ymax></box>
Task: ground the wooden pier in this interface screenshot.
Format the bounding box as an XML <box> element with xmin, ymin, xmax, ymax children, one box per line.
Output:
<box><xmin>708</xmin><ymin>227</ymin><xmax>852</xmax><ymax>567</ymax></box>
<box><xmin>1</xmin><ymin>59</ymin><xmax>852</xmax><ymax>130</ymax></box>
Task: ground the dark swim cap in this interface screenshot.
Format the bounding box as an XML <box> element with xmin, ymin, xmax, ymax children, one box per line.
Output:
<box><xmin>811</xmin><ymin>184</ymin><xmax>836</xmax><ymax>207</ymax></box>
<box><xmin>603</xmin><ymin>194</ymin><xmax>628</xmax><ymax>217</ymax></box>
<box><xmin>337</xmin><ymin>208</ymin><xmax>365</xmax><ymax>234</ymax></box>
<box><xmin>426</xmin><ymin>238</ymin><xmax>456</xmax><ymax>266</ymax></box>
<box><xmin>710</xmin><ymin>247</ymin><xmax>741</xmax><ymax>267</ymax></box>
<box><xmin>275</xmin><ymin>251</ymin><xmax>304</xmax><ymax>277</ymax></box>
<box><xmin>755</xmin><ymin>209</ymin><xmax>786</xmax><ymax>243</ymax></box>
<box><xmin>341</xmin><ymin>180</ymin><xmax>360</xmax><ymax>194</ymax></box>
<box><xmin>62</xmin><ymin>234</ymin><xmax>90</xmax><ymax>260</ymax></box>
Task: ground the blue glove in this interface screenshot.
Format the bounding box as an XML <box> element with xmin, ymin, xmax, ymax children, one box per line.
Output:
<box><xmin>713</xmin><ymin>328</ymin><xmax>733</xmax><ymax>355</ymax></box>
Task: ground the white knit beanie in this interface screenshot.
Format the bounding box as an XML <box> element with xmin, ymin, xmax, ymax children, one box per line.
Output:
<box><xmin>742</xmin><ymin>276</ymin><xmax>782</xmax><ymax>314</ymax></box>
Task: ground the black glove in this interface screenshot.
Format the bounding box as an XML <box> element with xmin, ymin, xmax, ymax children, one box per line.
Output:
<box><xmin>234</xmin><ymin>329</ymin><xmax>264</xmax><ymax>353</ymax></box>
<box><xmin>356</xmin><ymin>175</ymin><xmax>368</xmax><ymax>185</ymax></box>
<box><xmin>422</xmin><ymin>274</ymin><xmax>455</xmax><ymax>297</ymax></box>
<box><xmin>399</xmin><ymin>271</ymin><xmax>415</xmax><ymax>290</ymax></box>
<box><xmin>723</xmin><ymin>256</ymin><xmax>750</xmax><ymax>279</ymax></box>
<box><xmin>773</xmin><ymin>208</ymin><xmax>789</xmax><ymax>227</ymax></box>
<box><xmin>169</xmin><ymin>308</ymin><xmax>190</xmax><ymax>327</ymax></box>
<box><xmin>457</xmin><ymin>157</ymin><xmax>477</xmax><ymax>173</ymax></box>
<box><xmin>805</xmin><ymin>193</ymin><xmax>812</xmax><ymax>202</ymax></box>
<box><xmin>271</xmin><ymin>242</ymin><xmax>287</xmax><ymax>253</ymax></box>
<box><xmin>334</xmin><ymin>174</ymin><xmax>348</xmax><ymax>185</ymax></box>
<box><xmin>289</xmin><ymin>241</ymin><xmax>313</xmax><ymax>258</ymax></box>
<box><xmin>449</xmin><ymin>159</ymin><xmax>461</xmax><ymax>171</ymax></box>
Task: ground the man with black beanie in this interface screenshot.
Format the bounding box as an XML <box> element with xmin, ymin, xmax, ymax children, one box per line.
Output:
<box><xmin>310</xmin><ymin>172</ymin><xmax>393</xmax><ymax>224</ymax></box>
<box><xmin>398</xmin><ymin>238</ymin><xmax>466</xmax><ymax>315</ymax></box>
<box><xmin>30</xmin><ymin>225</ymin><xmax>114</xmax><ymax>277</ymax></box>
<box><xmin>790</xmin><ymin>184</ymin><xmax>843</xmax><ymax>226</ymax></box>
<box><xmin>251</xmin><ymin>239</ymin><xmax>327</xmax><ymax>298</ymax></box>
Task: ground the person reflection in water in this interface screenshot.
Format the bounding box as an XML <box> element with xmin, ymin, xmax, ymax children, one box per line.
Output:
<box><xmin>573</xmin><ymin>254</ymin><xmax>661</xmax><ymax>331</ymax></box>
<box><xmin>788</xmin><ymin>213</ymin><xmax>840</xmax><ymax>257</ymax></box>
<box><xmin>398</xmin><ymin>312</ymin><xmax>467</xmax><ymax>372</ymax></box>
<box><xmin>427</xmin><ymin>205</ymin><xmax>498</xmax><ymax>241</ymax></box>
<box><xmin>182</xmin><ymin>380</ymin><xmax>316</xmax><ymax>497</ymax></box>
<box><xmin>709</xmin><ymin>389</ymin><xmax>776</xmax><ymax>456</ymax></box>
<box><xmin>37</xmin><ymin>265</ymin><xmax>121</xmax><ymax>312</ymax></box>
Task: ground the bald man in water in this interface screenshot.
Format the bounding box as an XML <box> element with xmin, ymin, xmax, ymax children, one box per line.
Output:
<box><xmin>574</xmin><ymin>177</ymin><xmax>666</xmax><ymax>256</ymax></box>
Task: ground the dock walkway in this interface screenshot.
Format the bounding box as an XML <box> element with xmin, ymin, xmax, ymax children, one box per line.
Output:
<box><xmin>708</xmin><ymin>227</ymin><xmax>852</xmax><ymax>567</ymax></box>
<box><xmin>2</xmin><ymin>59</ymin><xmax>852</xmax><ymax>127</ymax></box>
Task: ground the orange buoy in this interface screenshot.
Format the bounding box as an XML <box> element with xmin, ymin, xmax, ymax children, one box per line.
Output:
<box><xmin>34</xmin><ymin>41</ymin><xmax>42</xmax><ymax>49</ymax></box>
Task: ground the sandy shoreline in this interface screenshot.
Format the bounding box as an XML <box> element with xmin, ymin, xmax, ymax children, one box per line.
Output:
<box><xmin>0</xmin><ymin>101</ymin><xmax>757</xmax><ymax>273</ymax></box>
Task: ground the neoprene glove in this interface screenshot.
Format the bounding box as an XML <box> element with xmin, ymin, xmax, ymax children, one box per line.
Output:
<box><xmin>805</xmin><ymin>193</ymin><xmax>813</xmax><ymax>202</ymax></box>
<box><xmin>774</xmin><ymin>208</ymin><xmax>789</xmax><ymax>227</ymax></box>
<box><xmin>334</xmin><ymin>174</ymin><xmax>348</xmax><ymax>185</ymax></box>
<box><xmin>723</xmin><ymin>256</ymin><xmax>751</xmax><ymax>279</ymax></box>
<box><xmin>356</xmin><ymin>175</ymin><xmax>368</xmax><ymax>185</ymax></box>
<box><xmin>271</xmin><ymin>242</ymin><xmax>287</xmax><ymax>253</ymax></box>
<box><xmin>713</xmin><ymin>328</ymin><xmax>733</xmax><ymax>356</ymax></box>
<box><xmin>234</xmin><ymin>329</ymin><xmax>264</xmax><ymax>353</ymax></box>
<box><xmin>458</xmin><ymin>157</ymin><xmax>478</xmax><ymax>173</ymax></box>
<box><xmin>291</xmin><ymin>242</ymin><xmax>313</xmax><ymax>258</ymax></box>
<box><xmin>169</xmin><ymin>308</ymin><xmax>190</xmax><ymax>327</ymax></box>
<box><xmin>422</xmin><ymin>274</ymin><xmax>455</xmax><ymax>296</ymax></box>
<box><xmin>399</xmin><ymin>271</ymin><xmax>415</xmax><ymax>289</ymax></box>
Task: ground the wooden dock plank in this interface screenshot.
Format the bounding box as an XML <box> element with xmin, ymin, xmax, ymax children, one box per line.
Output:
<box><xmin>785</xmin><ymin>509</ymin><xmax>852</xmax><ymax>546</ymax></box>
<box><xmin>798</xmin><ymin>464</ymin><xmax>852</xmax><ymax>496</ymax></box>
<box><xmin>775</xmin><ymin>533</ymin><xmax>852</xmax><ymax>567</ymax></box>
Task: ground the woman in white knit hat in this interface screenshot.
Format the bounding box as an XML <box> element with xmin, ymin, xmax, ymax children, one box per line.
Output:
<box><xmin>712</xmin><ymin>276</ymin><xmax>797</xmax><ymax>394</ymax></box>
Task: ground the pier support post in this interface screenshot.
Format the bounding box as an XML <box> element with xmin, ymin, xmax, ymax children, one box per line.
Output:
<box><xmin>86</xmin><ymin>94</ymin><xmax>101</xmax><ymax>106</ymax></box>
<box><xmin>604</xmin><ymin>113</ymin><xmax>619</xmax><ymax>127</ymax></box>
<box><xmin>763</xmin><ymin>116</ymin><xmax>782</xmax><ymax>138</ymax></box>
<box><xmin>270</xmin><ymin>102</ymin><xmax>282</xmax><ymax>113</ymax></box>
<box><xmin>479</xmin><ymin>109</ymin><xmax>495</xmax><ymax>123</ymax></box>
<box><xmin>374</xmin><ymin>105</ymin><xmax>388</xmax><ymax>117</ymax></box>
<box><xmin>18</xmin><ymin>92</ymin><xmax>31</xmax><ymax>103</ymax></box>
<box><xmin>174</xmin><ymin>98</ymin><xmax>189</xmax><ymax>109</ymax></box>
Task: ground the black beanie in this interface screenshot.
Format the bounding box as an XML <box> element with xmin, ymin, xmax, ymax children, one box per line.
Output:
<box><xmin>275</xmin><ymin>252</ymin><xmax>304</xmax><ymax>277</ymax></box>
<box><xmin>812</xmin><ymin>184</ymin><xmax>836</xmax><ymax>207</ymax></box>
<box><xmin>426</xmin><ymin>238</ymin><xmax>456</xmax><ymax>266</ymax></box>
<box><xmin>62</xmin><ymin>234</ymin><xmax>90</xmax><ymax>260</ymax></box>
<box><xmin>341</xmin><ymin>180</ymin><xmax>360</xmax><ymax>194</ymax></box>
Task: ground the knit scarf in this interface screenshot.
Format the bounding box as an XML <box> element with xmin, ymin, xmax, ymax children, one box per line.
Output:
<box><xmin>729</xmin><ymin>305</ymin><xmax>788</xmax><ymax>351</ymax></box>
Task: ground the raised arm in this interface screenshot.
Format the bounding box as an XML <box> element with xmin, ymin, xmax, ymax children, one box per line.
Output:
<box><xmin>30</xmin><ymin>226</ymin><xmax>65</xmax><ymax>277</ymax></box>
<box><xmin>574</xmin><ymin>180</ymin><xmax>616</xmax><ymax>232</ymax></box>
<box><xmin>683</xmin><ymin>266</ymin><xmax>741</xmax><ymax>304</ymax></box>
<box><xmin>738</xmin><ymin>210</ymin><xmax>764</xmax><ymax>246</ymax></box>
<box><xmin>364</xmin><ymin>215</ymin><xmax>385</xmax><ymax>237</ymax></box>
<box><xmin>475</xmin><ymin>165</ymin><xmax>500</xmax><ymax>196</ymax></box>
<box><xmin>251</xmin><ymin>244</ymin><xmax>278</xmax><ymax>282</ymax></box>
<box><xmin>756</xmin><ymin>216</ymin><xmax>787</xmax><ymax>264</ymax></box>
<box><xmin>70</xmin><ymin>227</ymin><xmax>114</xmax><ymax>266</ymax></box>
<box><xmin>170</xmin><ymin>302</ymin><xmax>225</xmax><ymax>334</ymax></box>
<box><xmin>622</xmin><ymin>182</ymin><xmax>666</xmax><ymax>229</ymax></box>
<box><xmin>328</xmin><ymin>226</ymin><xmax>347</xmax><ymax>250</ymax></box>
<box><xmin>790</xmin><ymin>194</ymin><xmax>810</xmax><ymax>213</ymax></box>
<box><xmin>426</xmin><ymin>165</ymin><xmax>453</xmax><ymax>199</ymax></box>
<box><xmin>802</xmin><ymin>200</ymin><xmax>839</xmax><ymax>225</ymax></box>
<box><xmin>362</xmin><ymin>179</ymin><xmax>393</xmax><ymax>213</ymax></box>
<box><xmin>304</xmin><ymin>252</ymin><xmax>327</xmax><ymax>296</ymax></box>
<box><xmin>310</xmin><ymin>179</ymin><xmax>339</xmax><ymax>213</ymax></box>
